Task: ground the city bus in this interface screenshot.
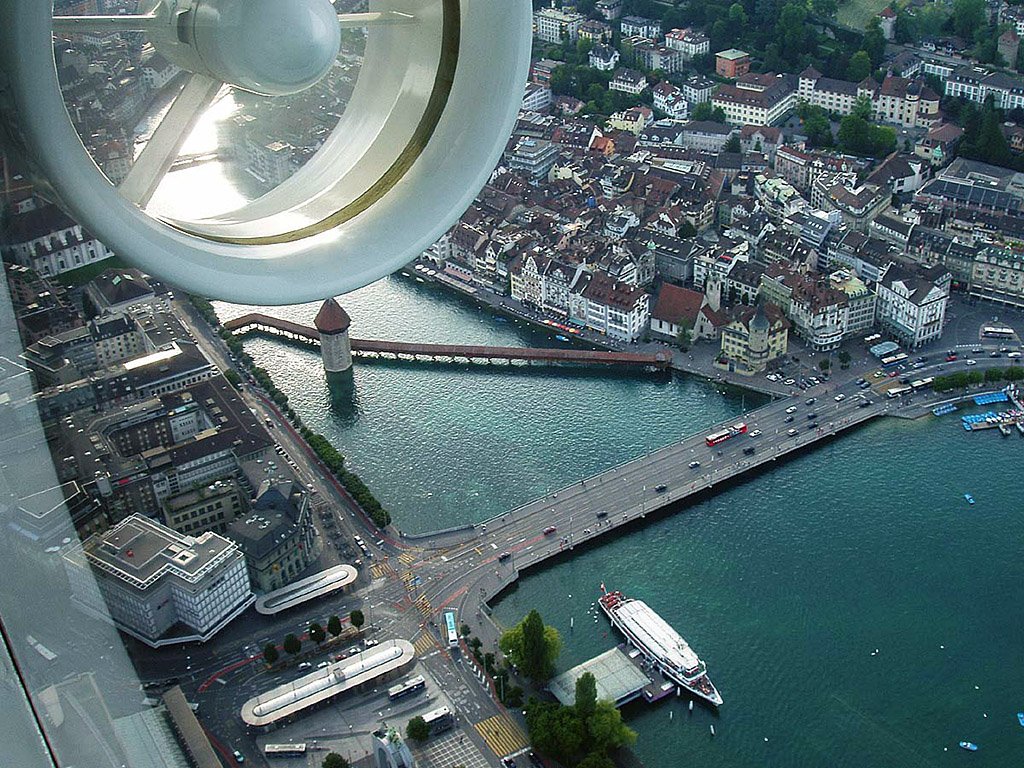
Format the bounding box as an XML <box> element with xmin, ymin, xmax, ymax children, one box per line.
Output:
<box><xmin>25</xmin><ymin>635</ymin><xmax>57</xmax><ymax>662</ymax></box>
<box><xmin>910</xmin><ymin>377</ymin><xmax>934</xmax><ymax>390</ymax></box>
<box><xmin>422</xmin><ymin>705</ymin><xmax>455</xmax><ymax>735</ymax></box>
<box><xmin>704</xmin><ymin>422</ymin><xmax>747</xmax><ymax>447</ymax></box>
<box><xmin>981</xmin><ymin>326</ymin><xmax>1015</xmax><ymax>339</ymax></box>
<box><xmin>443</xmin><ymin>610</ymin><xmax>459</xmax><ymax>649</ymax></box>
<box><xmin>886</xmin><ymin>386</ymin><xmax>913</xmax><ymax>399</ymax></box>
<box><xmin>263</xmin><ymin>743</ymin><xmax>307</xmax><ymax>758</ymax></box>
<box><xmin>388</xmin><ymin>675</ymin><xmax>426</xmax><ymax>702</ymax></box>
<box><xmin>881</xmin><ymin>352</ymin><xmax>909</xmax><ymax>369</ymax></box>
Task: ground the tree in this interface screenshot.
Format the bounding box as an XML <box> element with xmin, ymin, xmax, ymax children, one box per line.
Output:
<box><xmin>283</xmin><ymin>633</ymin><xmax>302</xmax><ymax>656</ymax></box>
<box><xmin>837</xmin><ymin>349</ymin><xmax>851</xmax><ymax>368</ymax></box>
<box><xmin>724</xmin><ymin>134</ymin><xmax>742</xmax><ymax>153</ymax></box>
<box><xmin>322</xmin><ymin>753</ymin><xmax>349</xmax><ymax>768</ymax></box>
<box><xmin>309</xmin><ymin>621</ymin><xmax>326</xmax><ymax>645</ymax></box>
<box><xmin>587</xmin><ymin>700</ymin><xmax>637</xmax><ymax>752</ymax></box>
<box><xmin>574</xmin><ymin>672</ymin><xmax>598</xmax><ymax>722</ymax></box>
<box><xmin>224</xmin><ymin>369</ymin><xmax>242</xmax><ymax>388</ymax></box>
<box><xmin>846</xmin><ymin>51</ymin><xmax>872</xmax><ymax>83</ymax></box>
<box><xmin>406</xmin><ymin>715</ymin><xmax>431</xmax><ymax>743</ymax></box>
<box><xmin>578</xmin><ymin>754</ymin><xmax>617</xmax><ymax>768</ymax></box>
<box><xmin>327</xmin><ymin>615</ymin><xmax>343</xmax><ymax>637</ymax></box>
<box><xmin>675</xmin><ymin>319</ymin><xmax>693</xmax><ymax>350</ymax></box>
<box><xmin>819</xmin><ymin>358</ymin><xmax>831</xmax><ymax>371</ymax></box>
<box><xmin>525</xmin><ymin>698</ymin><xmax>587</xmax><ymax>764</ymax></box>
<box><xmin>349</xmin><ymin>609</ymin><xmax>365</xmax><ymax>630</ymax></box>
<box><xmin>952</xmin><ymin>0</ymin><xmax>986</xmax><ymax>41</ymax></box>
<box><xmin>728</xmin><ymin>2</ymin><xmax>748</xmax><ymax>26</ymax></box>
<box><xmin>691</xmin><ymin>102</ymin><xmax>726</xmax><ymax>122</ymax></box>
<box><xmin>777</xmin><ymin>3</ymin><xmax>810</xmax><ymax>62</ymax></box>
<box><xmin>500</xmin><ymin>609</ymin><xmax>562</xmax><ymax>682</ymax></box>
<box><xmin>263</xmin><ymin>643</ymin><xmax>279</xmax><ymax>665</ymax></box>
<box><xmin>811</xmin><ymin>0</ymin><xmax>837</xmax><ymax>18</ymax></box>
<box><xmin>862</xmin><ymin>19</ymin><xmax>886</xmax><ymax>67</ymax></box>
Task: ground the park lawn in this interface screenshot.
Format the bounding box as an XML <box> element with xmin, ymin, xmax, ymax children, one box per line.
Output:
<box><xmin>837</xmin><ymin>0</ymin><xmax>892</xmax><ymax>30</ymax></box>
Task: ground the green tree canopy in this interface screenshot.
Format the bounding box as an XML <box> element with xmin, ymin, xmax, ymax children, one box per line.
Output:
<box><xmin>724</xmin><ymin>134</ymin><xmax>742</xmax><ymax>153</ymax></box>
<box><xmin>500</xmin><ymin>609</ymin><xmax>562</xmax><ymax>682</ymax></box>
<box><xmin>327</xmin><ymin>615</ymin><xmax>343</xmax><ymax>637</ymax></box>
<box><xmin>588</xmin><ymin>700</ymin><xmax>637</xmax><ymax>753</ymax></box>
<box><xmin>574</xmin><ymin>672</ymin><xmax>598</xmax><ymax>722</ymax></box>
<box><xmin>406</xmin><ymin>715</ymin><xmax>431</xmax><ymax>743</ymax></box>
<box><xmin>322</xmin><ymin>754</ymin><xmax>349</xmax><ymax>768</ymax></box>
<box><xmin>952</xmin><ymin>0</ymin><xmax>986</xmax><ymax>41</ymax></box>
<box><xmin>525</xmin><ymin>699</ymin><xmax>587</xmax><ymax>764</ymax></box>
<box><xmin>691</xmin><ymin>102</ymin><xmax>727</xmax><ymax>122</ymax></box>
<box><xmin>283</xmin><ymin>633</ymin><xmax>302</xmax><ymax>656</ymax></box>
<box><xmin>263</xmin><ymin>643</ymin><xmax>279</xmax><ymax>665</ymax></box>
<box><xmin>349</xmin><ymin>609</ymin><xmax>365</xmax><ymax>629</ymax></box>
<box><xmin>846</xmin><ymin>50</ymin><xmax>872</xmax><ymax>82</ymax></box>
<box><xmin>309</xmin><ymin>621</ymin><xmax>326</xmax><ymax>644</ymax></box>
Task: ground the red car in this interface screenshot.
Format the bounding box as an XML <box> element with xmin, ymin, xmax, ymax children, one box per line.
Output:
<box><xmin>543</xmin><ymin>526</ymin><xmax>557</xmax><ymax>535</ymax></box>
<box><xmin>946</xmin><ymin>354</ymin><xmax>958</xmax><ymax>361</ymax></box>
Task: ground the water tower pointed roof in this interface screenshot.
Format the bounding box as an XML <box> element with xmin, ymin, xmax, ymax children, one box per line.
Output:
<box><xmin>314</xmin><ymin>298</ymin><xmax>351</xmax><ymax>333</ymax></box>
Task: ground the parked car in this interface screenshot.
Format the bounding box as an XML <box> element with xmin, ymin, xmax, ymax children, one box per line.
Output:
<box><xmin>232</xmin><ymin>750</ymin><xmax>245</xmax><ymax>764</ymax></box>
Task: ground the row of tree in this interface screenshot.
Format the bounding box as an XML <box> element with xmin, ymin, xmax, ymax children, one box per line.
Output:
<box><xmin>262</xmin><ymin>610</ymin><xmax>365</xmax><ymax>664</ymax></box>
<box><xmin>932</xmin><ymin>366</ymin><xmax>1024</xmax><ymax>392</ymax></box>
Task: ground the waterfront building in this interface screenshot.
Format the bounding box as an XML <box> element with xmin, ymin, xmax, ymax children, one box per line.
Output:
<box><xmin>63</xmin><ymin>515</ymin><xmax>254</xmax><ymax>647</ymax></box>
<box><xmin>875</xmin><ymin>264</ymin><xmax>951</xmax><ymax>348</ymax></box>
<box><xmin>577</xmin><ymin>271</ymin><xmax>651</xmax><ymax>342</ymax></box>
<box><xmin>829</xmin><ymin>269</ymin><xmax>877</xmax><ymax>334</ymax></box>
<box><xmin>718</xmin><ymin>302</ymin><xmax>789</xmax><ymax>375</ymax></box>
<box><xmin>226</xmin><ymin>478</ymin><xmax>317</xmax><ymax>593</ymax></box>
<box><xmin>969</xmin><ymin>246</ymin><xmax>1024</xmax><ymax>309</ymax></box>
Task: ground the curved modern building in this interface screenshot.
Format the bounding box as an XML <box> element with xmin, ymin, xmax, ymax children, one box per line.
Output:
<box><xmin>241</xmin><ymin>639</ymin><xmax>415</xmax><ymax>728</ymax></box>
<box><xmin>254</xmin><ymin>564</ymin><xmax>358</xmax><ymax>615</ymax></box>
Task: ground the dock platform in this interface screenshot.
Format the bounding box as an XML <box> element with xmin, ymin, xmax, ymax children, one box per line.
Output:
<box><xmin>548</xmin><ymin>645</ymin><xmax>675</xmax><ymax>709</ymax></box>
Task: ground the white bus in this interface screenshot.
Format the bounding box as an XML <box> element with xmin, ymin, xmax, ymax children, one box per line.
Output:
<box><xmin>886</xmin><ymin>386</ymin><xmax>912</xmax><ymax>399</ymax></box>
<box><xmin>263</xmin><ymin>743</ymin><xmax>307</xmax><ymax>758</ymax></box>
<box><xmin>443</xmin><ymin>610</ymin><xmax>459</xmax><ymax>649</ymax></box>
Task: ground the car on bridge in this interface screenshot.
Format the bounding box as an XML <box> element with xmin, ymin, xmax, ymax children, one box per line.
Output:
<box><xmin>543</xmin><ymin>526</ymin><xmax>557</xmax><ymax>535</ymax></box>
<box><xmin>787</xmin><ymin>428</ymin><xmax>798</xmax><ymax>436</ymax></box>
<box><xmin>688</xmin><ymin>461</ymin><xmax>700</xmax><ymax>469</ymax></box>
<box><xmin>654</xmin><ymin>485</ymin><xmax>667</xmax><ymax>493</ymax></box>
<box><xmin>805</xmin><ymin>397</ymin><xmax>816</xmax><ymax>405</ymax></box>
<box><xmin>786</xmin><ymin>406</ymin><xmax>797</xmax><ymax>414</ymax></box>
<box><xmin>785</xmin><ymin>416</ymin><xmax>794</xmax><ymax>423</ymax></box>
<box><xmin>750</xmin><ymin>429</ymin><xmax>762</xmax><ymax>437</ymax></box>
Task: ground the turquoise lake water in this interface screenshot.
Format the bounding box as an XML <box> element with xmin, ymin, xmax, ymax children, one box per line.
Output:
<box><xmin>215</xmin><ymin>275</ymin><xmax>1024</xmax><ymax>767</ymax></box>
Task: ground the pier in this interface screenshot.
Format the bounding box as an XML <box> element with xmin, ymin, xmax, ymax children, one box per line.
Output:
<box><xmin>222</xmin><ymin>312</ymin><xmax>671</xmax><ymax>370</ymax></box>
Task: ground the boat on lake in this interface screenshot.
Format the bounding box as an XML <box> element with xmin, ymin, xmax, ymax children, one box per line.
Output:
<box><xmin>959</xmin><ymin>741</ymin><xmax>978</xmax><ymax>752</ymax></box>
<box><xmin>964</xmin><ymin>493</ymin><xmax>975</xmax><ymax>505</ymax></box>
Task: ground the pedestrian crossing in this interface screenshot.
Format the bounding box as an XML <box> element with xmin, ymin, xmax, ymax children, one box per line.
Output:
<box><xmin>399</xmin><ymin>551</ymin><xmax>418</xmax><ymax>566</ymax></box>
<box><xmin>413</xmin><ymin>633</ymin><xmax>438</xmax><ymax>656</ymax></box>
<box><xmin>473</xmin><ymin>713</ymin><xmax>529</xmax><ymax>758</ymax></box>
<box><xmin>414</xmin><ymin>594</ymin><xmax>432</xmax><ymax>619</ymax></box>
<box><xmin>402</xmin><ymin>570</ymin><xmax>416</xmax><ymax>588</ymax></box>
<box><xmin>371</xmin><ymin>562</ymin><xmax>399</xmax><ymax>580</ymax></box>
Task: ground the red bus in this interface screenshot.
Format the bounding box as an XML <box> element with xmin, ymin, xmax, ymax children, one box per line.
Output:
<box><xmin>705</xmin><ymin>422</ymin><xmax>747</xmax><ymax>446</ymax></box>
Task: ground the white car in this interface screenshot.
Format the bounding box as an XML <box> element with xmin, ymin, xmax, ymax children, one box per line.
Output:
<box><xmin>784</xmin><ymin>378</ymin><xmax>795</xmax><ymax>385</ymax></box>
<box><xmin>750</xmin><ymin>429</ymin><xmax>762</xmax><ymax>437</ymax></box>
<box><xmin>966</xmin><ymin>359</ymin><xmax>978</xmax><ymax>366</ymax></box>
<box><xmin>834</xmin><ymin>394</ymin><xmax>846</xmax><ymax>402</ymax></box>
<box><xmin>786</xmin><ymin>406</ymin><xmax>797</xmax><ymax>414</ymax></box>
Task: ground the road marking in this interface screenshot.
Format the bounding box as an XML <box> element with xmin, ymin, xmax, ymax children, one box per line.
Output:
<box><xmin>473</xmin><ymin>713</ymin><xmax>529</xmax><ymax>757</ymax></box>
<box><xmin>399</xmin><ymin>551</ymin><xmax>417</xmax><ymax>566</ymax></box>
<box><xmin>413</xmin><ymin>633</ymin><xmax>439</xmax><ymax>656</ymax></box>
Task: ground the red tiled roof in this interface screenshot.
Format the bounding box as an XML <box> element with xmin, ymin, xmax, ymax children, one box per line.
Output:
<box><xmin>652</xmin><ymin>283</ymin><xmax>704</xmax><ymax>324</ymax></box>
<box><xmin>314</xmin><ymin>298</ymin><xmax>351</xmax><ymax>333</ymax></box>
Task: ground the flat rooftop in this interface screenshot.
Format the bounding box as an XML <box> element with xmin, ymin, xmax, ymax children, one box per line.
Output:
<box><xmin>241</xmin><ymin>639</ymin><xmax>415</xmax><ymax>727</ymax></box>
<box><xmin>548</xmin><ymin>646</ymin><xmax>653</xmax><ymax>707</ymax></box>
<box><xmin>255</xmin><ymin>564</ymin><xmax>359</xmax><ymax>614</ymax></box>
